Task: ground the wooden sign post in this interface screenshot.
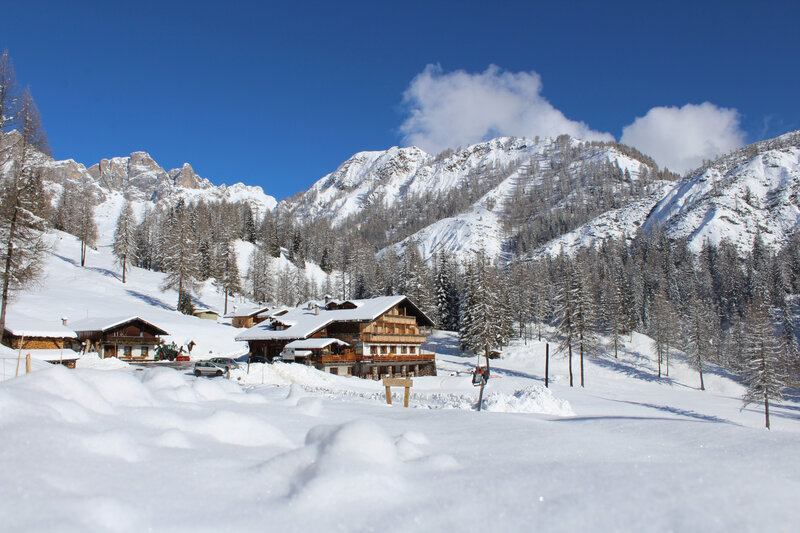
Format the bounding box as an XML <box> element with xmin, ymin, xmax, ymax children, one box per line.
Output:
<box><xmin>382</xmin><ymin>377</ymin><xmax>413</xmax><ymax>407</ymax></box>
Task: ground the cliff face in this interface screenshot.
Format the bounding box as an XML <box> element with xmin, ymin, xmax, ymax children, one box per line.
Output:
<box><xmin>1</xmin><ymin>130</ymin><xmax>276</xmax><ymax>212</ymax></box>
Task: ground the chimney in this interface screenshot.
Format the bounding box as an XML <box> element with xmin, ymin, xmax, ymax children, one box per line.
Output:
<box><xmin>315</xmin><ymin>304</ymin><xmax>319</xmax><ymax>316</ymax></box>
<box><xmin>61</xmin><ymin>317</ymin><xmax>68</xmax><ymax>327</ymax></box>
<box><xmin>324</xmin><ymin>294</ymin><xmax>332</xmax><ymax>304</ymax></box>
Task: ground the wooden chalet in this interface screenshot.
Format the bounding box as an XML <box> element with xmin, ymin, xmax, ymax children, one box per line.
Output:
<box><xmin>228</xmin><ymin>305</ymin><xmax>280</xmax><ymax>328</ymax></box>
<box><xmin>193</xmin><ymin>307</ymin><xmax>220</xmax><ymax>321</ymax></box>
<box><xmin>236</xmin><ymin>295</ymin><xmax>436</xmax><ymax>378</ymax></box>
<box><xmin>70</xmin><ymin>316</ymin><xmax>168</xmax><ymax>360</ymax></box>
<box><xmin>1</xmin><ymin>316</ymin><xmax>80</xmax><ymax>368</ymax></box>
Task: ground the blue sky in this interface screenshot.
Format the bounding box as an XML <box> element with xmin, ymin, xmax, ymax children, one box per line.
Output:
<box><xmin>2</xmin><ymin>1</ymin><xmax>798</xmax><ymax>200</ymax></box>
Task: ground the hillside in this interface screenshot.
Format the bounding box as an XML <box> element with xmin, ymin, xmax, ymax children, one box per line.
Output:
<box><xmin>643</xmin><ymin>130</ymin><xmax>800</xmax><ymax>252</ymax></box>
<box><xmin>281</xmin><ymin>135</ymin><xmax>669</xmax><ymax>263</ymax></box>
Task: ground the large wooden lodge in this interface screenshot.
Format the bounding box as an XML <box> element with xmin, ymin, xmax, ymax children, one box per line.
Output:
<box><xmin>235</xmin><ymin>295</ymin><xmax>436</xmax><ymax>378</ymax></box>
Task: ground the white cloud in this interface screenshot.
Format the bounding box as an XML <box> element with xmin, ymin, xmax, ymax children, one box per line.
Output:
<box><xmin>620</xmin><ymin>102</ymin><xmax>746</xmax><ymax>174</ymax></box>
<box><xmin>399</xmin><ymin>64</ymin><xmax>613</xmax><ymax>154</ymax></box>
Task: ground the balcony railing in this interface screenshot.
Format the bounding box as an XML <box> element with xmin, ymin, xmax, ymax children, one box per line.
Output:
<box><xmin>104</xmin><ymin>336</ymin><xmax>161</xmax><ymax>344</ymax></box>
<box><xmin>360</xmin><ymin>333</ymin><xmax>426</xmax><ymax>343</ymax></box>
<box><xmin>315</xmin><ymin>352</ymin><xmax>435</xmax><ymax>364</ymax></box>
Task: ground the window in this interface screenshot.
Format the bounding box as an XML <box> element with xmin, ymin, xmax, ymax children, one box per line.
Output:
<box><xmin>381</xmin><ymin>346</ymin><xmax>388</xmax><ymax>354</ymax></box>
<box><xmin>123</xmin><ymin>346</ymin><xmax>132</xmax><ymax>357</ymax></box>
<box><xmin>330</xmin><ymin>367</ymin><xmax>338</xmax><ymax>375</ymax></box>
<box><xmin>370</xmin><ymin>346</ymin><xmax>378</xmax><ymax>355</ymax></box>
<box><xmin>410</xmin><ymin>346</ymin><xmax>416</xmax><ymax>354</ymax></box>
<box><xmin>401</xmin><ymin>346</ymin><xmax>407</xmax><ymax>354</ymax></box>
<box><xmin>141</xmin><ymin>346</ymin><xmax>149</xmax><ymax>358</ymax></box>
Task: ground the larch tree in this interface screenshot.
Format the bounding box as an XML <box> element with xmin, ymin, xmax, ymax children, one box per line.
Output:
<box><xmin>0</xmin><ymin>50</ymin><xmax>18</xmax><ymax>132</ymax></box>
<box><xmin>683</xmin><ymin>298</ymin><xmax>715</xmax><ymax>391</ymax></box>
<box><xmin>76</xmin><ymin>180</ymin><xmax>98</xmax><ymax>267</ymax></box>
<box><xmin>0</xmin><ymin>88</ymin><xmax>51</xmax><ymax>343</ymax></box>
<box><xmin>741</xmin><ymin>297</ymin><xmax>787</xmax><ymax>429</ymax></box>
<box><xmin>112</xmin><ymin>200</ymin><xmax>137</xmax><ymax>283</ymax></box>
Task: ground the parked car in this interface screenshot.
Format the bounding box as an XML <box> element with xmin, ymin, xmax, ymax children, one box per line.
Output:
<box><xmin>194</xmin><ymin>360</ymin><xmax>226</xmax><ymax>377</ymax></box>
<box><xmin>247</xmin><ymin>355</ymin><xmax>269</xmax><ymax>365</ymax></box>
<box><xmin>209</xmin><ymin>357</ymin><xmax>240</xmax><ymax>370</ymax></box>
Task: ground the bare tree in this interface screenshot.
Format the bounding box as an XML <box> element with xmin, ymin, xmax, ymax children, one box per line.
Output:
<box><xmin>0</xmin><ymin>49</ymin><xmax>18</xmax><ymax>132</ymax></box>
<box><xmin>76</xmin><ymin>180</ymin><xmax>97</xmax><ymax>267</ymax></box>
<box><xmin>113</xmin><ymin>200</ymin><xmax>137</xmax><ymax>282</ymax></box>
<box><xmin>0</xmin><ymin>89</ymin><xmax>51</xmax><ymax>343</ymax></box>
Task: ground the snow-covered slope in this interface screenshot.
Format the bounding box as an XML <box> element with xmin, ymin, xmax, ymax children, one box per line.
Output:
<box><xmin>285</xmin><ymin>137</ymin><xmax>542</xmax><ymax>224</ymax></box>
<box><xmin>6</xmin><ymin>230</ymin><xmax>250</xmax><ymax>357</ymax></box>
<box><xmin>364</xmin><ymin>137</ymin><xmax>663</xmax><ymax>263</ymax></box>
<box><xmin>643</xmin><ymin>130</ymin><xmax>800</xmax><ymax>252</ymax></box>
<box><xmin>531</xmin><ymin>182</ymin><xmax>675</xmax><ymax>258</ymax></box>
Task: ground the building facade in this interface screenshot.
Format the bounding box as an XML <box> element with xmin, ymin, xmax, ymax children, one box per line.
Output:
<box><xmin>236</xmin><ymin>296</ymin><xmax>436</xmax><ymax>378</ymax></box>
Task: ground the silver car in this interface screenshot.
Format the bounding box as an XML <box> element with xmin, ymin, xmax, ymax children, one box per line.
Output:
<box><xmin>209</xmin><ymin>357</ymin><xmax>240</xmax><ymax>370</ymax></box>
<box><xmin>194</xmin><ymin>360</ymin><xmax>227</xmax><ymax>377</ymax></box>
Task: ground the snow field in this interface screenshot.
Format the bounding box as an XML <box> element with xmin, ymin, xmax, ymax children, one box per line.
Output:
<box><xmin>1</xmin><ymin>330</ymin><xmax>800</xmax><ymax>531</ymax></box>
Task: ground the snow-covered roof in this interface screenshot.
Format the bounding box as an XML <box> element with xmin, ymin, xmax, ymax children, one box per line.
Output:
<box><xmin>193</xmin><ymin>308</ymin><xmax>219</xmax><ymax>315</ymax></box>
<box><xmin>227</xmin><ymin>305</ymin><xmax>272</xmax><ymax>318</ymax></box>
<box><xmin>24</xmin><ymin>349</ymin><xmax>80</xmax><ymax>362</ymax></box>
<box><xmin>3</xmin><ymin>316</ymin><xmax>77</xmax><ymax>339</ymax></box>
<box><xmin>235</xmin><ymin>295</ymin><xmax>433</xmax><ymax>342</ymax></box>
<box><xmin>69</xmin><ymin>316</ymin><xmax>168</xmax><ymax>335</ymax></box>
<box><xmin>284</xmin><ymin>338</ymin><xmax>351</xmax><ymax>350</ymax></box>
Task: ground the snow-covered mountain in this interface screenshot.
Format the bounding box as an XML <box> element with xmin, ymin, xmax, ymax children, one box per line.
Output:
<box><xmin>643</xmin><ymin>130</ymin><xmax>800</xmax><ymax>252</ymax></box>
<box><xmin>1</xmin><ymin>131</ymin><xmax>277</xmax><ymax>230</ymax></box>
<box><xmin>523</xmin><ymin>130</ymin><xmax>800</xmax><ymax>258</ymax></box>
<box><xmin>283</xmin><ymin>135</ymin><xmax>667</xmax><ymax>262</ymax></box>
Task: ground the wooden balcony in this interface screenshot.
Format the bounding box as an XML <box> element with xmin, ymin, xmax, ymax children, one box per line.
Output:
<box><xmin>104</xmin><ymin>336</ymin><xmax>161</xmax><ymax>345</ymax></box>
<box><xmin>377</xmin><ymin>315</ymin><xmax>417</xmax><ymax>325</ymax></box>
<box><xmin>319</xmin><ymin>354</ymin><xmax>359</xmax><ymax>364</ymax></box>
<box><xmin>315</xmin><ymin>352</ymin><xmax>435</xmax><ymax>364</ymax></box>
<box><xmin>360</xmin><ymin>333</ymin><xmax>426</xmax><ymax>343</ymax></box>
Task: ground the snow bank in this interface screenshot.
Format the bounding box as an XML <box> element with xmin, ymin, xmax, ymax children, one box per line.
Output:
<box><xmin>256</xmin><ymin>420</ymin><xmax>458</xmax><ymax>510</ymax></box>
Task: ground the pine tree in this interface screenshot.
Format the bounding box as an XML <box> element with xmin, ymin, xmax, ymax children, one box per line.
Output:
<box><xmin>572</xmin><ymin>261</ymin><xmax>597</xmax><ymax>387</ymax></box>
<box><xmin>553</xmin><ymin>260</ymin><xmax>578</xmax><ymax>387</ymax></box>
<box><xmin>459</xmin><ymin>252</ymin><xmax>505</xmax><ymax>359</ymax></box>
<box><xmin>434</xmin><ymin>251</ymin><xmax>460</xmax><ymax>331</ymax></box>
<box><xmin>161</xmin><ymin>199</ymin><xmax>201</xmax><ymax>312</ymax></box>
<box><xmin>112</xmin><ymin>200</ymin><xmax>137</xmax><ymax>283</ymax></box>
<box><xmin>214</xmin><ymin>240</ymin><xmax>242</xmax><ymax>315</ymax></box>
<box><xmin>741</xmin><ymin>297</ymin><xmax>787</xmax><ymax>429</ymax></box>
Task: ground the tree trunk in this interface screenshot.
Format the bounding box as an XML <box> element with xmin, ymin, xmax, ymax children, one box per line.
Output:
<box><xmin>579</xmin><ymin>340</ymin><xmax>584</xmax><ymax>388</ymax></box>
<box><xmin>224</xmin><ymin>288</ymin><xmax>229</xmax><ymax>315</ymax></box>
<box><xmin>765</xmin><ymin>394</ymin><xmax>770</xmax><ymax>430</ymax></box>
<box><xmin>122</xmin><ymin>254</ymin><xmax>127</xmax><ymax>283</ymax></box>
<box><xmin>657</xmin><ymin>342</ymin><xmax>662</xmax><ymax>378</ymax></box>
<box><xmin>0</xmin><ymin>208</ymin><xmax>18</xmax><ymax>346</ymax></box>
<box><xmin>81</xmin><ymin>240</ymin><xmax>86</xmax><ymax>266</ymax></box>
<box><xmin>568</xmin><ymin>343</ymin><xmax>573</xmax><ymax>387</ymax></box>
<box><xmin>698</xmin><ymin>364</ymin><xmax>705</xmax><ymax>391</ymax></box>
<box><xmin>665</xmin><ymin>343</ymin><xmax>669</xmax><ymax>376</ymax></box>
<box><xmin>614</xmin><ymin>333</ymin><xmax>618</xmax><ymax>359</ymax></box>
<box><xmin>545</xmin><ymin>342</ymin><xmax>549</xmax><ymax>388</ymax></box>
